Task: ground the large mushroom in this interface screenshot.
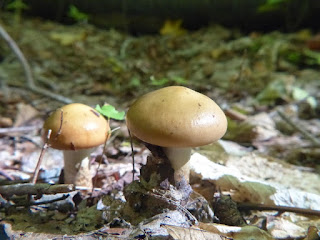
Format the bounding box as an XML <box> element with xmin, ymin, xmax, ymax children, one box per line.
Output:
<box><xmin>43</xmin><ymin>103</ymin><xmax>110</xmax><ymax>189</ymax></box>
<box><xmin>126</xmin><ymin>86</ymin><xmax>227</xmax><ymax>186</ymax></box>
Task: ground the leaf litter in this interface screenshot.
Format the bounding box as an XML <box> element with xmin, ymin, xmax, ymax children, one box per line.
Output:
<box><xmin>0</xmin><ymin>11</ymin><xmax>320</xmax><ymax>239</ymax></box>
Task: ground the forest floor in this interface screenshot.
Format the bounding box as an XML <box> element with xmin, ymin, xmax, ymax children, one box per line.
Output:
<box><xmin>0</xmin><ymin>12</ymin><xmax>320</xmax><ymax>239</ymax></box>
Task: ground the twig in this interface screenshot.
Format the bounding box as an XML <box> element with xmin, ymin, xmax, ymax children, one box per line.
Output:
<box><xmin>30</xmin><ymin>86</ymin><xmax>73</xmax><ymax>104</ymax></box>
<box><xmin>277</xmin><ymin>110</ymin><xmax>320</xmax><ymax>146</ymax></box>
<box><xmin>0</xmin><ymin>23</ymin><xmax>72</xmax><ymax>104</ymax></box>
<box><xmin>92</xmin><ymin>124</ymin><xmax>110</xmax><ymax>192</ymax></box>
<box><xmin>92</xmin><ymin>126</ymin><xmax>119</xmax><ymax>192</ymax></box>
<box><xmin>237</xmin><ymin>202</ymin><xmax>320</xmax><ymax>217</ymax></box>
<box><xmin>0</xmin><ymin>23</ymin><xmax>34</xmax><ymax>88</ymax></box>
<box><xmin>146</xmin><ymin>191</ymin><xmax>198</xmax><ymax>225</ymax></box>
<box><xmin>0</xmin><ymin>170</ymin><xmax>14</xmax><ymax>181</ymax></box>
<box><xmin>31</xmin><ymin>112</ymin><xmax>63</xmax><ymax>184</ymax></box>
<box><xmin>128</xmin><ymin>129</ymin><xmax>136</xmax><ymax>182</ymax></box>
<box><xmin>0</xmin><ymin>183</ymin><xmax>74</xmax><ymax>197</ymax></box>
<box><xmin>15</xmin><ymin>194</ymin><xmax>70</xmax><ymax>207</ymax></box>
<box><xmin>76</xmin><ymin>186</ymin><xmax>101</xmax><ymax>191</ymax></box>
<box><xmin>0</xmin><ymin>125</ymin><xmax>41</xmax><ymax>134</ymax></box>
<box><xmin>31</xmin><ymin>129</ymin><xmax>51</xmax><ymax>184</ymax></box>
<box><xmin>106</xmin><ymin>127</ymin><xmax>120</xmax><ymax>144</ymax></box>
<box><xmin>224</xmin><ymin>108</ymin><xmax>247</xmax><ymax>121</ymax></box>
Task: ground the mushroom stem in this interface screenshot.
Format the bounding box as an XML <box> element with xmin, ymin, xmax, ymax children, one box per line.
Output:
<box><xmin>63</xmin><ymin>148</ymin><xmax>95</xmax><ymax>188</ymax></box>
<box><xmin>163</xmin><ymin>147</ymin><xmax>191</xmax><ymax>185</ymax></box>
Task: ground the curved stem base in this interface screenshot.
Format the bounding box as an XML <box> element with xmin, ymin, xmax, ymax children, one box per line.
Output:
<box><xmin>163</xmin><ymin>147</ymin><xmax>191</xmax><ymax>185</ymax></box>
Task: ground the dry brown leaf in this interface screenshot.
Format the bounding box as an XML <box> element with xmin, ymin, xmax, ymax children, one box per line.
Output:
<box><xmin>162</xmin><ymin>224</ymin><xmax>223</xmax><ymax>240</ymax></box>
<box><xmin>199</xmin><ymin>222</ymin><xmax>273</xmax><ymax>240</ymax></box>
<box><xmin>0</xmin><ymin>117</ymin><xmax>13</xmax><ymax>127</ymax></box>
<box><xmin>267</xmin><ymin>218</ymin><xmax>306</xmax><ymax>239</ymax></box>
<box><xmin>190</xmin><ymin>152</ymin><xmax>320</xmax><ymax>208</ymax></box>
<box><xmin>14</xmin><ymin>103</ymin><xmax>39</xmax><ymax>127</ymax></box>
<box><xmin>12</xmin><ymin>232</ymin><xmax>96</xmax><ymax>240</ymax></box>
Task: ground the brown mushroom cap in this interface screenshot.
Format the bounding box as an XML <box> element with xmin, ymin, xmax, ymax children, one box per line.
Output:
<box><xmin>43</xmin><ymin>103</ymin><xmax>110</xmax><ymax>150</ymax></box>
<box><xmin>126</xmin><ymin>86</ymin><xmax>227</xmax><ymax>148</ymax></box>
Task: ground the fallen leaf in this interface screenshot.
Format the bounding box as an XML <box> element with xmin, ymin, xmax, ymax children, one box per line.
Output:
<box><xmin>162</xmin><ymin>224</ymin><xmax>223</xmax><ymax>240</ymax></box>
<box><xmin>190</xmin><ymin>152</ymin><xmax>320</xmax><ymax>208</ymax></box>
<box><xmin>14</xmin><ymin>103</ymin><xmax>39</xmax><ymax>127</ymax></box>
<box><xmin>267</xmin><ymin>218</ymin><xmax>306</xmax><ymax>239</ymax></box>
<box><xmin>199</xmin><ymin>223</ymin><xmax>273</xmax><ymax>240</ymax></box>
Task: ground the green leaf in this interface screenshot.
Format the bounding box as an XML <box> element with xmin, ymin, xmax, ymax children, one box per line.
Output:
<box><xmin>171</xmin><ymin>76</ymin><xmax>188</xmax><ymax>84</ymax></box>
<box><xmin>128</xmin><ymin>77</ymin><xmax>141</xmax><ymax>88</ymax></box>
<box><xmin>257</xmin><ymin>0</ymin><xmax>290</xmax><ymax>12</ymax></box>
<box><xmin>256</xmin><ymin>78</ymin><xmax>288</xmax><ymax>104</ymax></box>
<box><xmin>150</xmin><ymin>76</ymin><xmax>169</xmax><ymax>86</ymax></box>
<box><xmin>95</xmin><ymin>104</ymin><xmax>125</xmax><ymax>121</ymax></box>
<box><xmin>303</xmin><ymin>49</ymin><xmax>320</xmax><ymax>65</ymax></box>
<box><xmin>149</xmin><ymin>75</ymin><xmax>187</xmax><ymax>86</ymax></box>
<box><xmin>292</xmin><ymin>87</ymin><xmax>317</xmax><ymax>109</ymax></box>
<box><xmin>68</xmin><ymin>5</ymin><xmax>89</xmax><ymax>22</ymax></box>
<box><xmin>6</xmin><ymin>0</ymin><xmax>28</xmax><ymax>10</ymax></box>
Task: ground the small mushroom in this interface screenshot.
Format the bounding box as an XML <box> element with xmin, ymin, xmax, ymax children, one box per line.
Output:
<box><xmin>43</xmin><ymin>103</ymin><xmax>110</xmax><ymax>188</ymax></box>
<box><xmin>126</xmin><ymin>86</ymin><xmax>227</xmax><ymax>186</ymax></box>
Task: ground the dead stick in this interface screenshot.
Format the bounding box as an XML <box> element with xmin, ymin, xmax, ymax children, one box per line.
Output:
<box><xmin>13</xmin><ymin>194</ymin><xmax>70</xmax><ymax>207</ymax></box>
<box><xmin>31</xmin><ymin>129</ymin><xmax>51</xmax><ymax>184</ymax></box>
<box><xmin>0</xmin><ymin>125</ymin><xmax>41</xmax><ymax>134</ymax></box>
<box><xmin>0</xmin><ymin>23</ymin><xmax>34</xmax><ymax>88</ymax></box>
<box><xmin>277</xmin><ymin>110</ymin><xmax>320</xmax><ymax>146</ymax></box>
<box><xmin>28</xmin><ymin>194</ymin><xmax>69</xmax><ymax>206</ymax></box>
<box><xmin>30</xmin><ymin>86</ymin><xmax>73</xmax><ymax>104</ymax></box>
<box><xmin>92</xmin><ymin>125</ymin><xmax>110</xmax><ymax>192</ymax></box>
<box><xmin>0</xmin><ymin>23</ymin><xmax>72</xmax><ymax>104</ymax></box>
<box><xmin>128</xmin><ymin>129</ymin><xmax>136</xmax><ymax>182</ymax></box>
<box><xmin>237</xmin><ymin>202</ymin><xmax>320</xmax><ymax>217</ymax></box>
<box><xmin>0</xmin><ymin>170</ymin><xmax>14</xmax><ymax>181</ymax></box>
<box><xmin>0</xmin><ymin>183</ymin><xmax>74</xmax><ymax>197</ymax></box>
<box><xmin>224</xmin><ymin>108</ymin><xmax>247</xmax><ymax>121</ymax></box>
<box><xmin>146</xmin><ymin>191</ymin><xmax>198</xmax><ymax>225</ymax></box>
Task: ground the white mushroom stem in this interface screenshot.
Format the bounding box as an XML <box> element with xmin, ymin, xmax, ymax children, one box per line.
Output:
<box><xmin>63</xmin><ymin>148</ymin><xmax>95</xmax><ymax>189</ymax></box>
<box><xmin>163</xmin><ymin>147</ymin><xmax>191</xmax><ymax>184</ymax></box>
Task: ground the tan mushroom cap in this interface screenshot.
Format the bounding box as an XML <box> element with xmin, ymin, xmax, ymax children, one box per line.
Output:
<box><xmin>43</xmin><ymin>103</ymin><xmax>110</xmax><ymax>150</ymax></box>
<box><xmin>126</xmin><ymin>86</ymin><xmax>227</xmax><ymax>148</ymax></box>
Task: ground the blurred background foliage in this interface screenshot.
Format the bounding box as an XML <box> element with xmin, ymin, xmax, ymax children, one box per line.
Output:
<box><xmin>0</xmin><ymin>0</ymin><xmax>319</xmax><ymax>110</ymax></box>
<box><xmin>1</xmin><ymin>0</ymin><xmax>318</xmax><ymax>34</ymax></box>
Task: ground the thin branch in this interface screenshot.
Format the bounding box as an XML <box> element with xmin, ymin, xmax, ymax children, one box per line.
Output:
<box><xmin>92</xmin><ymin>126</ymin><xmax>119</xmax><ymax>191</ymax></box>
<box><xmin>0</xmin><ymin>125</ymin><xmax>41</xmax><ymax>134</ymax></box>
<box><xmin>16</xmin><ymin>194</ymin><xmax>70</xmax><ymax>207</ymax></box>
<box><xmin>0</xmin><ymin>170</ymin><xmax>14</xmax><ymax>181</ymax></box>
<box><xmin>224</xmin><ymin>108</ymin><xmax>247</xmax><ymax>121</ymax></box>
<box><xmin>128</xmin><ymin>129</ymin><xmax>136</xmax><ymax>182</ymax></box>
<box><xmin>31</xmin><ymin>129</ymin><xmax>51</xmax><ymax>184</ymax></box>
<box><xmin>0</xmin><ymin>23</ymin><xmax>34</xmax><ymax>88</ymax></box>
<box><xmin>237</xmin><ymin>202</ymin><xmax>320</xmax><ymax>217</ymax></box>
<box><xmin>30</xmin><ymin>86</ymin><xmax>73</xmax><ymax>104</ymax></box>
<box><xmin>145</xmin><ymin>191</ymin><xmax>198</xmax><ymax>225</ymax></box>
<box><xmin>92</xmin><ymin>125</ymin><xmax>110</xmax><ymax>192</ymax></box>
<box><xmin>277</xmin><ymin>110</ymin><xmax>320</xmax><ymax>146</ymax></box>
<box><xmin>0</xmin><ymin>23</ymin><xmax>72</xmax><ymax>104</ymax></box>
